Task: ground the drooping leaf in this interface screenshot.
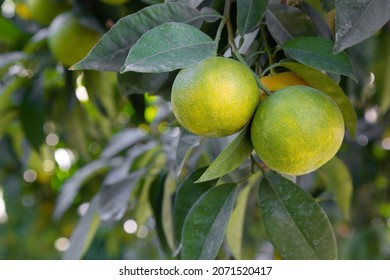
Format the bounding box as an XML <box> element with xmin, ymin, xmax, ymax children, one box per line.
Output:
<box><xmin>162</xmin><ymin>173</ymin><xmax>177</xmax><ymax>252</ymax></box>
<box><xmin>176</xmin><ymin>129</ymin><xmax>202</xmax><ymax>176</ymax></box>
<box><xmin>99</xmin><ymin>169</ymin><xmax>146</xmax><ymax>222</ymax></box>
<box><xmin>279</xmin><ymin>61</ymin><xmax>357</xmax><ymax>137</ymax></box>
<box><xmin>71</xmin><ymin>3</ymin><xmax>204</xmax><ymax>72</ymax></box>
<box><xmin>20</xmin><ymin>76</ymin><xmax>45</xmax><ymax>150</ymax></box>
<box><xmin>258</xmin><ymin>171</ymin><xmax>337</xmax><ymax>260</ymax></box>
<box><xmin>317</xmin><ymin>157</ymin><xmax>353</xmax><ymax>220</ymax></box>
<box><xmin>121</xmin><ymin>22</ymin><xmax>215</xmax><ymax>73</ymax></box>
<box><xmin>173</xmin><ymin>166</ymin><xmax>218</xmax><ymax>245</ymax></box>
<box><xmin>237</xmin><ymin>0</ymin><xmax>268</xmax><ymax>36</ymax></box>
<box><xmin>226</xmin><ymin>173</ymin><xmax>261</xmax><ymax>259</ymax></box>
<box><xmin>100</xmin><ymin>128</ymin><xmax>148</xmax><ymax>159</ymax></box>
<box><xmin>118</xmin><ymin>71</ymin><xmax>170</xmax><ymax>95</ymax></box>
<box><xmin>266</xmin><ymin>3</ymin><xmax>317</xmax><ymax>45</ymax></box>
<box><xmin>181</xmin><ymin>183</ymin><xmax>237</xmax><ymax>259</ymax></box>
<box><xmin>333</xmin><ymin>0</ymin><xmax>390</xmax><ymax>53</ymax></box>
<box><xmin>196</xmin><ymin>125</ymin><xmax>253</xmax><ymax>183</ymax></box>
<box><xmin>282</xmin><ymin>37</ymin><xmax>356</xmax><ymax>81</ymax></box>
<box><xmin>63</xmin><ymin>195</ymin><xmax>101</xmax><ymax>260</ymax></box>
<box><xmin>149</xmin><ymin>172</ymin><xmax>172</xmax><ymax>253</ymax></box>
<box><xmin>53</xmin><ymin>157</ymin><xmax>122</xmax><ymax>220</ymax></box>
<box><xmin>373</xmin><ymin>31</ymin><xmax>390</xmax><ymax>115</ymax></box>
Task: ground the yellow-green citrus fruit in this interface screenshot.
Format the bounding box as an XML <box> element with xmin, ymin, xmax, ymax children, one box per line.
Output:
<box><xmin>100</xmin><ymin>0</ymin><xmax>130</xmax><ymax>5</ymax></box>
<box><xmin>171</xmin><ymin>56</ymin><xmax>259</xmax><ymax>137</ymax></box>
<box><xmin>48</xmin><ymin>12</ymin><xmax>101</xmax><ymax>67</ymax></box>
<box><xmin>260</xmin><ymin>71</ymin><xmax>309</xmax><ymax>92</ymax></box>
<box><xmin>251</xmin><ymin>85</ymin><xmax>344</xmax><ymax>175</ymax></box>
<box><xmin>26</xmin><ymin>0</ymin><xmax>71</xmax><ymax>26</ymax></box>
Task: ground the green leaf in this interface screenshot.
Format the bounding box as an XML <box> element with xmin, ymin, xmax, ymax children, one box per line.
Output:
<box><xmin>196</xmin><ymin>125</ymin><xmax>253</xmax><ymax>183</ymax></box>
<box><xmin>237</xmin><ymin>0</ymin><xmax>268</xmax><ymax>36</ymax></box>
<box><xmin>226</xmin><ymin>174</ymin><xmax>261</xmax><ymax>259</ymax></box>
<box><xmin>282</xmin><ymin>37</ymin><xmax>356</xmax><ymax>81</ymax></box>
<box><xmin>118</xmin><ymin>71</ymin><xmax>170</xmax><ymax>95</ymax></box>
<box><xmin>173</xmin><ymin>166</ymin><xmax>218</xmax><ymax>245</ymax></box>
<box><xmin>258</xmin><ymin>171</ymin><xmax>337</xmax><ymax>260</ymax></box>
<box><xmin>63</xmin><ymin>195</ymin><xmax>101</xmax><ymax>260</ymax></box>
<box><xmin>181</xmin><ymin>183</ymin><xmax>238</xmax><ymax>260</ymax></box>
<box><xmin>333</xmin><ymin>0</ymin><xmax>390</xmax><ymax>53</ymax></box>
<box><xmin>20</xmin><ymin>75</ymin><xmax>45</xmax><ymax>150</ymax></box>
<box><xmin>71</xmin><ymin>3</ymin><xmax>204</xmax><ymax>72</ymax></box>
<box><xmin>121</xmin><ymin>22</ymin><xmax>215</xmax><ymax>73</ymax></box>
<box><xmin>176</xmin><ymin>129</ymin><xmax>201</xmax><ymax>177</ymax></box>
<box><xmin>279</xmin><ymin>61</ymin><xmax>357</xmax><ymax>137</ymax></box>
<box><xmin>317</xmin><ymin>157</ymin><xmax>353</xmax><ymax>220</ymax></box>
<box><xmin>266</xmin><ymin>3</ymin><xmax>316</xmax><ymax>45</ymax></box>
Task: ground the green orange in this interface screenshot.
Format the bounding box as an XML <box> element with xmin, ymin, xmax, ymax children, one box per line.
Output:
<box><xmin>251</xmin><ymin>85</ymin><xmax>344</xmax><ymax>175</ymax></box>
<box><xmin>171</xmin><ymin>56</ymin><xmax>259</xmax><ymax>137</ymax></box>
<box><xmin>26</xmin><ymin>0</ymin><xmax>71</xmax><ymax>26</ymax></box>
<box><xmin>48</xmin><ymin>12</ymin><xmax>101</xmax><ymax>67</ymax></box>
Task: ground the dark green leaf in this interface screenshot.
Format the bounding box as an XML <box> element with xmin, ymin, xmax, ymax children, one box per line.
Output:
<box><xmin>181</xmin><ymin>183</ymin><xmax>237</xmax><ymax>259</ymax></box>
<box><xmin>258</xmin><ymin>171</ymin><xmax>337</xmax><ymax>260</ymax></box>
<box><xmin>71</xmin><ymin>3</ymin><xmax>204</xmax><ymax>72</ymax></box>
<box><xmin>63</xmin><ymin>195</ymin><xmax>100</xmax><ymax>260</ymax></box>
<box><xmin>317</xmin><ymin>157</ymin><xmax>353</xmax><ymax>220</ymax></box>
<box><xmin>20</xmin><ymin>76</ymin><xmax>45</xmax><ymax>150</ymax></box>
<box><xmin>237</xmin><ymin>0</ymin><xmax>268</xmax><ymax>36</ymax></box>
<box><xmin>176</xmin><ymin>0</ymin><xmax>204</xmax><ymax>8</ymax></box>
<box><xmin>176</xmin><ymin>129</ymin><xmax>202</xmax><ymax>176</ymax></box>
<box><xmin>226</xmin><ymin>174</ymin><xmax>261</xmax><ymax>259</ymax></box>
<box><xmin>118</xmin><ymin>71</ymin><xmax>170</xmax><ymax>95</ymax></box>
<box><xmin>100</xmin><ymin>128</ymin><xmax>148</xmax><ymax>159</ymax></box>
<box><xmin>121</xmin><ymin>22</ymin><xmax>215</xmax><ymax>73</ymax></box>
<box><xmin>283</xmin><ymin>37</ymin><xmax>356</xmax><ymax>81</ymax></box>
<box><xmin>53</xmin><ymin>158</ymin><xmax>122</xmax><ymax>220</ymax></box>
<box><xmin>279</xmin><ymin>61</ymin><xmax>357</xmax><ymax>137</ymax></box>
<box><xmin>333</xmin><ymin>0</ymin><xmax>390</xmax><ymax>53</ymax></box>
<box><xmin>196</xmin><ymin>125</ymin><xmax>253</xmax><ymax>183</ymax></box>
<box><xmin>173</xmin><ymin>166</ymin><xmax>218</xmax><ymax>245</ymax></box>
<box><xmin>266</xmin><ymin>3</ymin><xmax>316</xmax><ymax>45</ymax></box>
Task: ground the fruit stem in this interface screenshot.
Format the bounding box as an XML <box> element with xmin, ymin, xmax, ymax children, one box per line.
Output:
<box><xmin>260</xmin><ymin>24</ymin><xmax>274</xmax><ymax>69</ymax></box>
<box><xmin>223</xmin><ymin>0</ymin><xmax>238</xmax><ymax>52</ymax></box>
<box><xmin>213</xmin><ymin>17</ymin><xmax>227</xmax><ymax>55</ymax></box>
<box><xmin>250</xmin><ymin>154</ymin><xmax>268</xmax><ymax>176</ymax></box>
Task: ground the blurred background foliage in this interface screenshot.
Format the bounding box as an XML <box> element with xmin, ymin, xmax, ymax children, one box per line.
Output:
<box><xmin>0</xmin><ymin>0</ymin><xmax>389</xmax><ymax>260</ymax></box>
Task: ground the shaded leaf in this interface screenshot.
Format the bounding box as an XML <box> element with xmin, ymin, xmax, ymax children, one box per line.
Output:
<box><xmin>226</xmin><ymin>174</ymin><xmax>261</xmax><ymax>259</ymax></box>
<box><xmin>173</xmin><ymin>166</ymin><xmax>219</xmax><ymax>245</ymax></box>
<box><xmin>196</xmin><ymin>125</ymin><xmax>253</xmax><ymax>183</ymax></box>
<box><xmin>99</xmin><ymin>169</ymin><xmax>146</xmax><ymax>222</ymax></box>
<box><xmin>266</xmin><ymin>3</ymin><xmax>316</xmax><ymax>45</ymax></box>
<box><xmin>317</xmin><ymin>157</ymin><xmax>353</xmax><ymax>220</ymax></box>
<box><xmin>162</xmin><ymin>173</ymin><xmax>177</xmax><ymax>251</ymax></box>
<box><xmin>53</xmin><ymin>157</ymin><xmax>122</xmax><ymax>220</ymax></box>
<box><xmin>0</xmin><ymin>52</ymin><xmax>28</xmax><ymax>69</ymax></box>
<box><xmin>237</xmin><ymin>0</ymin><xmax>268</xmax><ymax>36</ymax></box>
<box><xmin>63</xmin><ymin>195</ymin><xmax>101</xmax><ymax>260</ymax></box>
<box><xmin>121</xmin><ymin>22</ymin><xmax>215</xmax><ymax>73</ymax></box>
<box><xmin>176</xmin><ymin>129</ymin><xmax>202</xmax><ymax>176</ymax></box>
<box><xmin>283</xmin><ymin>37</ymin><xmax>356</xmax><ymax>81</ymax></box>
<box><xmin>20</xmin><ymin>75</ymin><xmax>45</xmax><ymax>150</ymax></box>
<box><xmin>72</xmin><ymin>3</ymin><xmax>204</xmax><ymax>72</ymax></box>
<box><xmin>118</xmin><ymin>71</ymin><xmax>170</xmax><ymax>95</ymax></box>
<box><xmin>100</xmin><ymin>128</ymin><xmax>148</xmax><ymax>159</ymax></box>
<box><xmin>301</xmin><ymin>1</ymin><xmax>332</xmax><ymax>39</ymax></box>
<box><xmin>258</xmin><ymin>171</ymin><xmax>337</xmax><ymax>259</ymax></box>
<box><xmin>181</xmin><ymin>183</ymin><xmax>237</xmax><ymax>259</ymax></box>
<box><xmin>279</xmin><ymin>61</ymin><xmax>357</xmax><ymax>137</ymax></box>
<box><xmin>333</xmin><ymin>0</ymin><xmax>390</xmax><ymax>53</ymax></box>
